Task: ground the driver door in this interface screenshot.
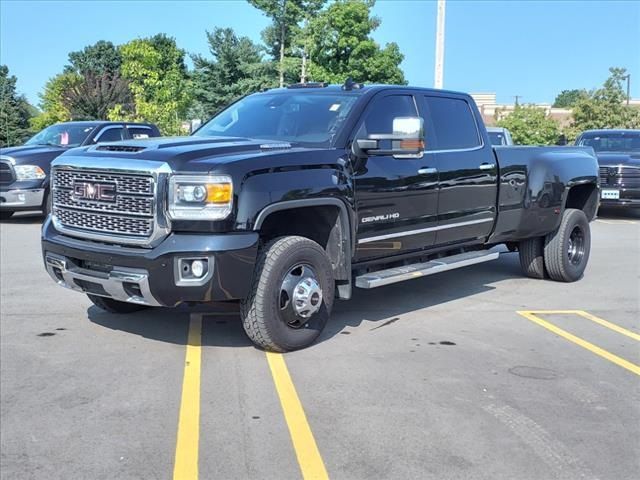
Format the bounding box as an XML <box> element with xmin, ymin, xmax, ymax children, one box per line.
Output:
<box><xmin>353</xmin><ymin>92</ymin><xmax>439</xmax><ymax>262</ymax></box>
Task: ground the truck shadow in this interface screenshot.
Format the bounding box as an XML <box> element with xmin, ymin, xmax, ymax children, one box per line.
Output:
<box><xmin>597</xmin><ymin>207</ymin><xmax>640</xmax><ymax>219</ymax></box>
<box><xmin>1</xmin><ymin>212</ymin><xmax>44</xmax><ymax>224</ymax></box>
<box><xmin>88</xmin><ymin>251</ymin><xmax>523</xmax><ymax>349</ymax></box>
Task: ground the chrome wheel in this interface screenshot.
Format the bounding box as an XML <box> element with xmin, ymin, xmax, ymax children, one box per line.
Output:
<box><xmin>279</xmin><ymin>264</ymin><xmax>323</xmax><ymax>328</ymax></box>
<box><xmin>567</xmin><ymin>225</ymin><xmax>585</xmax><ymax>266</ymax></box>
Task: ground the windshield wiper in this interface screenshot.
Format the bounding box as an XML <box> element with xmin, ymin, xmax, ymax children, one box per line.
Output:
<box><xmin>33</xmin><ymin>142</ymin><xmax>65</xmax><ymax>147</ymax></box>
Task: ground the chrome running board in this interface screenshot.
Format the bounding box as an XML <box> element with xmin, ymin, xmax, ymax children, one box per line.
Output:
<box><xmin>355</xmin><ymin>250</ymin><xmax>499</xmax><ymax>289</ymax></box>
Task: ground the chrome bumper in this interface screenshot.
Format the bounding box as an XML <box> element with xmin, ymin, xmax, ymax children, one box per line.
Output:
<box><xmin>44</xmin><ymin>253</ymin><xmax>162</xmax><ymax>307</ymax></box>
<box><xmin>0</xmin><ymin>188</ymin><xmax>45</xmax><ymax>209</ymax></box>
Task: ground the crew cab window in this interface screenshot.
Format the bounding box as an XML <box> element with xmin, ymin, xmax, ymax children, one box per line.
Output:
<box><xmin>95</xmin><ymin>127</ymin><xmax>125</xmax><ymax>143</ymax></box>
<box><xmin>424</xmin><ymin>96</ymin><xmax>480</xmax><ymax>150</ymax></box>
<box><xmin>128</xmin><ymin>127</ymin><xmax>153</xmax><ymax>139</ymax></box>
<box><xmin>357</xmin><ymin>95</ymin><xmax>418</xmax><ymax>138</ymax></box>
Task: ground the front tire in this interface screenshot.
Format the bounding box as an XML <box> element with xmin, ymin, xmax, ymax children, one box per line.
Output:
<box><xmin>87</xmin><ymin>294</ymin><xmax>149</xmax><ymax>314</ymax></box>
<box><xmin>544</xmin><ymin>208</ymin><xmax>591</xmax><ymax>282</ymax></box>
<box><xmin>240</xmin><ymin>236</ymin><xmax>335</xmax><ymax>352</ymax></box>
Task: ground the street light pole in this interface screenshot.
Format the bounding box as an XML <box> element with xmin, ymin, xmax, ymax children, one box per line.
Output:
<box><xmin>624</xmin><ymin>74</ymin><xmax>631</xmax><ymax>106</ymax></box>
<box><xmin>434</xmin><ymin>0</ymin><xmax>446</xmax><ymax>89</ymax></box>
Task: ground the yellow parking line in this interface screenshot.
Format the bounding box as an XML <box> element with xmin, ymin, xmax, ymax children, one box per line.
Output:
<box><xmin>266</xmin><ymin>352</ymin><xmax>329</xmax><ymax>480</ymax></box>
<box><xmin>573</xmin><ymin>311</ymin><xmax>640</xmax><ymax>342</ymax></box>
<box><xmin>517</xmin><ymin>311</ymin><xmax>640</xmax><ymax>376</ymax></box>
<box><xmin>523</xmin><ymin>310</ymin><xmax>640</xmax><ymax>342</ymax></box>
<box><xmin>173</xmin><ymin>315</ymin><xmax>203</xmax><ymax>480</ymax></box>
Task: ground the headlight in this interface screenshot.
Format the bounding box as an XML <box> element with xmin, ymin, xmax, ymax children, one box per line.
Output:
<box><xmin>14</xmin><ymin>165</ymin><xmax>46</xmax><ymax>180</ymax></box>
<box><xmin>168</xmin><ymin>175</ymin><xmax>233</xmax><ymax>220</ymax></box>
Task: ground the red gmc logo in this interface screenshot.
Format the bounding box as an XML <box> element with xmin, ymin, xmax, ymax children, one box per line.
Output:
<box><xmin>72</xmin><ymin>182</ymin><xmax>116</xmax><ymax>202</ymax></box>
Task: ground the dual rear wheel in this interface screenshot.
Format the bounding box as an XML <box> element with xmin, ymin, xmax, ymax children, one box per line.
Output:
<box><xmin>519</xmin><ymin>208</ymin><xmax>591</xmax><ymax>282</ymax></box>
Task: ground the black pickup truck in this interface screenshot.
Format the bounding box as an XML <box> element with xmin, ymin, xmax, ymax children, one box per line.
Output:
<box><xmin>41</xmin><ymin>82</ymin><xmax>599</xmax><ymax>351</ymax></box>
<box><xmin>0</xmin><ymin>121</ymin><xmax>160</xmax><ymax>219</ymax></box>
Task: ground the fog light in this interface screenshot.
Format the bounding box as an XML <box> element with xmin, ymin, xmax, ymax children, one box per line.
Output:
<box><xmin>176</xmin><ymin>257</ymin><xmax>212</xmax><ymax>286</ymax></box>
<box><xmin>191</xmin><ymin>260</ymin><xmax>205</xmax><ymax>278</ymax></box>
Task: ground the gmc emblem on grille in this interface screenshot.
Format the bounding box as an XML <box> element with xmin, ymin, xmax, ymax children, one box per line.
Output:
<box><xmin>72</xmin><ymin>182</ymin><xmax>116</xmax><ymax>202</ymax></box>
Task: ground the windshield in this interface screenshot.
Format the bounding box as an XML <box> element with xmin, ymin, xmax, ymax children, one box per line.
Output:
<box><xmin>577</xmin><ymin>132</ymin><xmax>640</xmax><ymax>153</ymax></box>
<box><xmin>488</xmin><ymin>131</ymin><xmax>506</xmax><ymax>146</ymax></box>
<box><xmin>193</xmin><ymin>93</ymin><xmax>359</xmax><ymax>146</ymax></box>
<box><xmin>25</xmin><ymin>124</ymin><xmax>96</xmax><ymax>148</ymax></box>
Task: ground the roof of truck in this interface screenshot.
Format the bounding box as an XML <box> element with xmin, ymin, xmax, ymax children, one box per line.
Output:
<box><xmin>262</xmin><ymin>83</ymin><xmax>470</xmax><ymax>98</ymax></box>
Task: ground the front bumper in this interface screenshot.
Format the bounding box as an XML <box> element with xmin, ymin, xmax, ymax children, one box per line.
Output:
<box><xmin>41</xmin><ymin>219</ymin><xmax>259</xmax><ymax>307</ymax></box>
<box><xmin>599</xmin><ymin>188</ymin><xmax>640</xmax><ymax>208</ymax></box>
<box><xmin>0</xmin><ymin>187</ymin><xmax>45</xmax><ymax>210</ymax></box>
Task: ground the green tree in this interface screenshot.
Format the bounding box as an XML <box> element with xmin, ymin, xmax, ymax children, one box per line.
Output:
<box><xmin>552</xmin><ymin>89</ymin><xmax>588</xmax><ymax>108</ymax></box>
<box><xmin>192</xmin><ymin>27</ymin><xmax>277</xmax><ymax>117</ymax></box>
<box><xmin>30</xmin><ymin>72</ymin><xmax>79</xmax><ymax>131</ymax></box>
<box><xmin>66</xmin><ymin>40</ymin><xmax>122</xmax><ymax>76</ymax></box>
<box><xmin>249</xmin><ymin>0</ymin><xmax>325</xmax><ymax>86</ymax></box>
<box><xmin>62</xmin><ymin>71</ymin><xmax>132</xmax><ymax>120</ymax></box>
<box><xmin>307</xmin><ymin>0</ymin><xmax>406</xmax><ymax>84</ymax></box>
<box><xmin>496</xmin><ymin>105</ymin><xmax>560</xmax><ymax>145</ymax></box>
<box><xmin>0</xmin><ymin>65</ymin><xmax>34</xmax><ymax>147</ymax></box>
<box><xmin>114</xmin><ymin>36</ymin><xmax>192</xmax><ymax>135</ymax></box>
<box><xmin>570</xmin><ymin>67</ymin><xmax>640</xmax><ymax>134</ymax></box>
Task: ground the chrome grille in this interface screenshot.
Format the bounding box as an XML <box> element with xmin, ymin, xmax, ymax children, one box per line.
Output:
<box><xmin>51</xmin><ymin>166</ymin><xmax>163</xmax><ymax>245</ymax></box>
<box><xmin>53</xmin><ymin>188</ymin><xmax>153</xmax><ymax>217</ymax></box>
<box><xmin>54</xmin><ymin>169</ymin><xmax>153</xmax><ymax>195</ymax></box>
<box><xmin>599</xmin><ymin>166</ymin><xmax>640</xmax><ymax>188</ymax></box>
<box><xmin>0</xmin><ymin>161</ymin><xmax>15</xmax><ymax>185</ymax></box>
<box><xmin>53</xmin><ymin>208</ymin><xmax>153</xmax><ymax>237</ymax></box>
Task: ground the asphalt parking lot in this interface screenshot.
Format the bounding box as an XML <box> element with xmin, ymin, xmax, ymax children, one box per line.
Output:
<box><xmin>1</xmin><ymin>210</ymin><xmax>638</xmax><ymax>480</ymax></box>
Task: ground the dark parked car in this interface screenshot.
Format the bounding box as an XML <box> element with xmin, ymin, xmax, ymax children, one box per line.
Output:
<box><xmin>0</xmin><ymin>121</ymin><xmax>160</xmax><ymax>219</ymax></box>
<box><xmin>575</xmin><ymin>129</ymin><xmax>640</xmax><ymax>209</ymax></box>
<box><xmin>42</xmin><ymin>82</ymin><xmax>598</xmax><ymax>351</ymax></box>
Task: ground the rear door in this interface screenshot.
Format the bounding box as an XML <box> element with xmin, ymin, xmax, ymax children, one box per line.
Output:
<box><xmin>422</xmin><ymin>94</ymin><xmax>498</xmax><ymax>245</ymax></box>
<box><xmin>353</xmin><ymin>91</ymin><xmax>439</xmax><ymax>262</ymax></box>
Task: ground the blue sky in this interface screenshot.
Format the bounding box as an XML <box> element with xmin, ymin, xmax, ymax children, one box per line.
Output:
<box><xmin>1</xmin><ymin>0</ymin><xmax>639</xmax><ymax>107</ymax></box>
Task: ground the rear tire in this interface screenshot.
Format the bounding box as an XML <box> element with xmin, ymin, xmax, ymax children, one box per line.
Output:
<box><xmin>544</xmin><ymin>208</ymin><xmax>591</xmax><ymax>282</ymax></box>
<box><xmin>518</xmin><ymin>236</ymin><xmax>546</xmax><ymax>279</ymax></box>
<box><xmin>87</xmin><ymin>294</ymin><xmax>149</xmax><ymax>314</ymax></box>
<box><xmin>240</xmin><ymin>236</ymin><xmax>335</xmax><ymax>352</ymax></box>
<box><xmin>0</xmin><ymin>211</ymin><xmax>14</xmax><ymax>221</ymax></box>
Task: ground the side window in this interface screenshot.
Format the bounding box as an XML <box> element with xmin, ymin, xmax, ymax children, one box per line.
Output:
<box><xmin>424</xmin><ymin>96</ymin><xmax>480</xmax><ymax>150</ymax></box>
<box><xmin>128</xmin><ymin>127</ymin><xmax>154</xmax><ymax>139</ymax></box>
<box><xmin>95</xmin><ymin>127</ymin><xmax>125</xmax><ymax>143</ymax></box>
<box><xmin>358</xmin><ymin>94</ymin><xmax>417</xmax><ymax>138</ymax></box>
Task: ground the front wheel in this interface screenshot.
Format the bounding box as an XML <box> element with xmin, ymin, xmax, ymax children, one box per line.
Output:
<box><xmin>544</xmin><ymin>208</ymin><xmax>591</xmax><ymax>282</ymax></box>
<box><xmin>87</xmin><ymin>294</ymin><xmax>149</xmax><ymax>314</ymax></box>
<box><xmin>240</xmin><ymin>236</ymin><xmax>335</xmax><ymax>352</ymax></box>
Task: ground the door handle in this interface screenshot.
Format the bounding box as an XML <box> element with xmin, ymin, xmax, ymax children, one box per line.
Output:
<box><xmin>417</xmin><ymin>167</ymin><xmax>438</xmax><ymax>175</ymax></box>
<box><xmin>479</xmin><ymin>163</ymin><xmax>495</xmax><ymax>170</ymax></box>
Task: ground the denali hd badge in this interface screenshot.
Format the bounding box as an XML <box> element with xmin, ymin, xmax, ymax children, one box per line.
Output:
<box><xmin>361</xmin><ymin>212</ymin><xmax>400</xmax><ymax>223</ymax></box>
<box><xmin>72</xmin><ymin>182</ymin><xmax>116</xmax><ymax>202</ymax></box>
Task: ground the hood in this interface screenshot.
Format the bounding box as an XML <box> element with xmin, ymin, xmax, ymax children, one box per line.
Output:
<box><xmin>0</xmin><ymin>144</ymin><xmax>67</xmax><ymax>165</ymax></box>
<box><xmin>595</xmin><ymin>152</ymin><xmax>640</xmax><ymax>168</ymax></box>
<box><xmin>57</xmin><ymin>136</ymin><xmax>318</xmax><ymax>172</ymax></box>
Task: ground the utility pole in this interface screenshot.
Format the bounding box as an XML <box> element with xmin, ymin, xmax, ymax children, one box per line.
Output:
<box><xmin>623</xmin><ymin>74</ymin><xmax>631</xmax><ymax>106</ymax></box>
<box><xmin>513</xmin><ymin>95</ymin><xmax>522</xmax><ymax>106</ymax></box>
<box><xmin>434</xmin><ymin>0</ymin><xmax>446</xmax><ymax>89</ymax></box>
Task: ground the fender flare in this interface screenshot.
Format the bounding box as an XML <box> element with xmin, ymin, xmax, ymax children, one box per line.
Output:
<box><xmin>253</xmin><ymin>198</ymin><xmax>354</xmax><ymax>299</ymax></box>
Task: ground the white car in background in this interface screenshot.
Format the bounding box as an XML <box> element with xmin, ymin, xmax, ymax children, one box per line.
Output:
<box><xmin>487</xmin><ymin>127</ymin><xmax>514</xmax><ymax>146</ymax></box>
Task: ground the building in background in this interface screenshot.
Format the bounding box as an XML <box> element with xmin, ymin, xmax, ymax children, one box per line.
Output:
<box><xmin>471</xmin><ymin>93</ymin><xmax>573</xmax><ymax>127</ymax></box>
